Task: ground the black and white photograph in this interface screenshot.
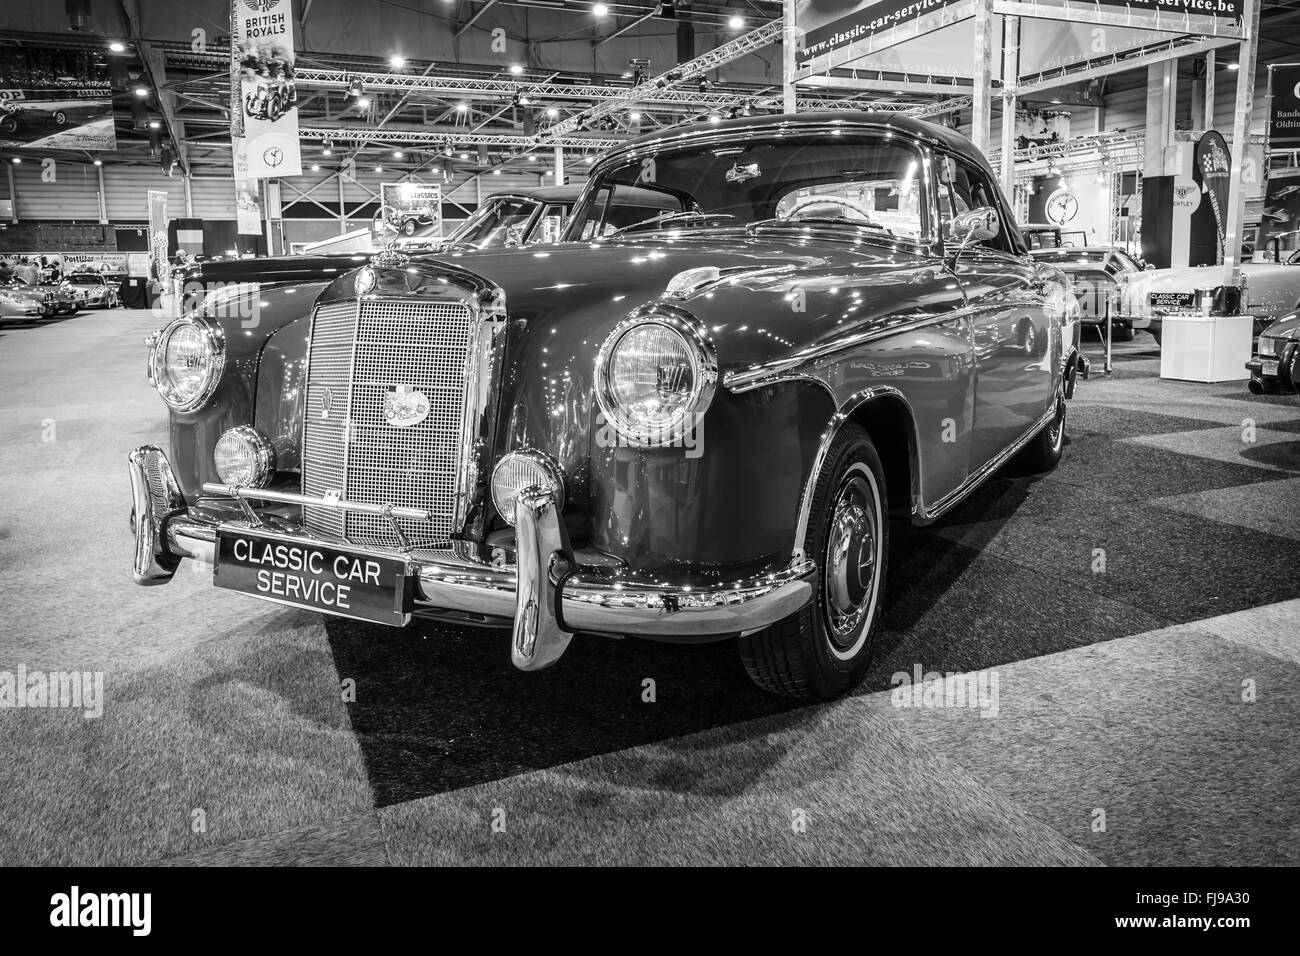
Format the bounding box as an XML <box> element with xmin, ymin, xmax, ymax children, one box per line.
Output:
<box><xmin>0</xmin><ymin>0</ymin><xmax>1294</xmax><ymax>932</ymax></box>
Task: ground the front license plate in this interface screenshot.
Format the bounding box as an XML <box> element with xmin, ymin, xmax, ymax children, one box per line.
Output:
<box><xmin>214</xmin><ymin>528</ymin><xmax>414</xmax><ymax>626</ymax></box>
<box><xmin>1262</xmin><ymin>359</ymin><xmax>1279</xmax><ymax>377</ymax></box>
<box><xmin>1150</xmin><ymin>291</ymin><xmax>1196</xmax><ymax>311</ymax></box>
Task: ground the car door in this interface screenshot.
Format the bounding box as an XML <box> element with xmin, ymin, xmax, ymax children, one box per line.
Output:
<box><xmin>938</xmin><ymin>155</ymin><xmax>1054</xmax><ymax>469</ymax></box>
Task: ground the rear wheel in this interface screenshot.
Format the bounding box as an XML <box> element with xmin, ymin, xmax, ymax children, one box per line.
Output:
<box><xmin>737</xmin><ymin>423</ymin><xmax>888</xmax><ymax>701</ymax></box>
<box><xmin>1013</xmin><ymin>397</ymin><xmax>1066</xmax><ymax>473</ymax></box>
<box><xmin>1111</xmin><ymin>322</ymin><xmax>1134</xmax><ymax>342</ymax></box>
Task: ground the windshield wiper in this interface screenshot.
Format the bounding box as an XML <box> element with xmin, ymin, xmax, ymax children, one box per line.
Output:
<box><xmin>608</xmin><ymin>211</ymin><xmax>735</xmax><ymax>236</ymax></box>
<box><xmin>747</xmin><ymin>216</ymin><xmax>890</xmax><ymax>234</ymax></box>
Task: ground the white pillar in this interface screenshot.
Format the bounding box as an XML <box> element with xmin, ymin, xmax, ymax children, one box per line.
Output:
<box><xmin>1204</xmin><ymin>50</ymin><xmax>1216</xmax><ymax>131</ymax></box>
<box><xmin>783</xmin><ymin>0</ymin><xmax>798</xmax><ymax>113</ymax></box>
<box><xmin>971</xmin><ymin>0</ymin><xmax>995</xmax><ymax>155</ymax></box>
<box><xmin>1224</xmin><ymin>0</ymin><xmax>1260</xmax><ymax>277</ymax></box>
<box><xmin>1000</xmin><ymin>15</ymin><xmax>1020</xmax><ymax>196</ymax></box>
<box><xmin>96</xmin><ymin>162</ymin><xmax>108</xmax><ymax>224</ymax></box>
<box><xmin>554</xmin><ymin>145</ymin><xmax>564</xmax><ymax>185</ymax></box>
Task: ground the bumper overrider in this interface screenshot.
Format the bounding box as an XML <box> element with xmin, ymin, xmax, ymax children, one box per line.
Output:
<box><xmin>128</xmin><ymin>445</ymin><xmax>816</xmax><ymax>671</ymax></box>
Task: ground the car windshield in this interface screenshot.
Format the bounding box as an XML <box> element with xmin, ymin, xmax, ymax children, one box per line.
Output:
<box><xmin>67</xmin><ymin>274</ymin><xmax>104</xmax><ymax>284</ymax></box>
<box><xmin>565</xmin><ymin>132</ymin><xmax>928</xmax><ymax>244</ymax></box>
<box><xmin>445</xmin><ymin>197</ymin><xmax>541</xmax><ymax>249</ymax></box>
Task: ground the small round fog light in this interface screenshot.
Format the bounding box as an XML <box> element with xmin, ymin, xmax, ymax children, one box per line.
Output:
<box><xmin>491</xmin><ymin>451</ymin><xmax>564</xmax><ymax>526</ymax></box>
<box><xmin>214</xmin><ymin>426</ymin><xmax>275</xmax><ymax>488</ymax></box>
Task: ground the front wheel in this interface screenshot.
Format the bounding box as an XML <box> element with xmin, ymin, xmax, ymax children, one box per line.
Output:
<box><xmin>737</xmin><ymin>423</ymin><xmax>888</xmax><ymax>701</ymax></box>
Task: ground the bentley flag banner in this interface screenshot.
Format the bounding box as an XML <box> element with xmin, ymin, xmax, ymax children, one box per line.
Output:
<box><xmin>1194</xmin><ymin>130</ymin><xmax>1232</xmax><ymax>261</ymax></box>
<box><xmin>1268</xmin><ymin>64</ymin><xmax>1300</xmax><ymax>151</ymax></box>
<box><xmin>230</xmin><ymin>0</ymin><xmax>301</xmax><ymax>179</ymax></box>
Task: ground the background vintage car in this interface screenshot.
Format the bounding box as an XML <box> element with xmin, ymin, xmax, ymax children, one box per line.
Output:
<box><xmin>0</xmin><ymin>276</ymin><xmax>52</xmax><ymax>322</ymax></box>
<box><xmin>60</xmin><ymin>271</ymin><xmax>120</xmax><ymax>308</ymax></box>
<box><xmin>1030</xmin><ymin>246</ymin><xmax>1144</xmax><ymax>341</ymax></box>
<box><xmin>129</xmin><ymin>112</ymin><xmax>1082</xmax><ymax>701</ymax></box>
<box><xmin>1248</xmin><ymin>311</ymin><xmax>1300</xmax><ymax>393</ymax></box>
<box><xmin>1118</xmin><ymin>257</ymin><xmax>1300</xmax><ymax>342</ymax></box>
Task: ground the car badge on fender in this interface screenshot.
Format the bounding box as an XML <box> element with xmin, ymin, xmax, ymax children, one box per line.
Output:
<box><xmin>354</xmin><ymin>265</ymin><xmax>377</xmax><ymax>295</ymax></box>
<box><xmin>383</xmin><ymin>384</ymin><xmax>431</xmax><ymax>428</ymax></box>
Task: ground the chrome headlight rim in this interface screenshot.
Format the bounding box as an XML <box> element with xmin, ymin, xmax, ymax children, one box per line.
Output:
<box><xmin>149</xmin><ymin>315</ymin><xmax>225</xmax><ymax>412</ymax></box>
<box><xmin>490</xmin><ymin>449</ymin><xmax>566</xmax><ymax>527</ymax></box>
<box><xmin>593</xmin><ymin>305</ymin><xmax>718</xmax><ymax>446</ymax></box>
<box><xmin>213</xmin><ymin>425</ymin><xmax>276</xmax><ymax>489</ymax></box>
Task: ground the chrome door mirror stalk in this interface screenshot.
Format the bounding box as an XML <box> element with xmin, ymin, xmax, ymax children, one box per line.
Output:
<box><xmin>947</xmin><ymin>206</ymin><xmax>1000</xmax><ymax>270</ymax></box>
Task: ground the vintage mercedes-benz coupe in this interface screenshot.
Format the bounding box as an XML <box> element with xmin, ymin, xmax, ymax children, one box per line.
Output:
<box><xmin>129</xmin><ymin>112</ymin><xmax>1083</xmax><ymax>700</ymax></box>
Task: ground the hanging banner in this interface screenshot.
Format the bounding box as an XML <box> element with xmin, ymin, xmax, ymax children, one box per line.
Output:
<box><xmin>147</xmin><ymin>190</ymin><xmax>170</xmax><ymax>286</ymax></box>
<box><xmin>1193</xmin><ymin>130</ymin><xmax>1231</xmax><ymax>260</ymax></box>
<box><xmin>1258</xmin><ymin>166</ymin><xmax>1300</xmax><ymax>257</ymax></box>
<box><xmin>1014</xmin><ymin>109</ymin><xmax>1071</xmax><ymax>150</ymax></box>
<box><xmin>794</xmin><ymin>0</ymin><xmax>969</xmax><ymax>68</ymax></box>
<box><xmin>231</xmin><ymin>0</ymin><xmax>301</xmax><ymax>179</ymax></box>
<box><xmin>0</xmin><ymin>52</ymin><xmax>116</xmax><ymax>151</ymax></box>
<box><xmin>1268</xmin><ymin>63</ymin><xmax>1300</xmax><ymax>151</ymax></box>
<box><xmin>232</xmin><ymin>144</ymin><xmax>263</xmax><ymax>235</ymax></box>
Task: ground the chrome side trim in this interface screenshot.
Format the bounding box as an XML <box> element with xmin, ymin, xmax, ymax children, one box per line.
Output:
<box><xmin>916</xmin><ymin>397</ymin><xmax>1060</xmax><ymax>525</ymax></box>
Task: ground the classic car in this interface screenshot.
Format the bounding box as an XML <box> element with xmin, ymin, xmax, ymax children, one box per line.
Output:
<box><xmin>1247</xmin><ymin>312</ymin><xmax>1300</xmax><ymax>394</ymax></box>
<box><xmin>1116</xmin><ymin>253</ymin><xmax>1300</xmax><ymax>344</ymax></box>
<box><xmin>1030</xmin><ymin>246</ymin><xmax>1144</xmax><ymax>341</ymax></box>
<box><xmin>128</xmin><ymin>111</ymin><xmax>1084</xmax><ymax>701</ymax></box>
<box><xmin>0</xmin><ymin>277</ymin><xmax>53</xmax><ymax>322</ymax></box>
<box><xmin>61</xmin><ymin>272</ymin><xmax>120</xmax><ymax>309</ymax></box>
<box><xmin>39</xmin><ymin>281</ymin><xmax>78</xmax><ymax>314</ymax></box>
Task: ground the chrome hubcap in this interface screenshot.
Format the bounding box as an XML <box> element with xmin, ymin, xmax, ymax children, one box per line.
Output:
<box><xmin>822</xmin><ymin>472</ymin><xmax>879</xmax><ymax>651</ymax></box>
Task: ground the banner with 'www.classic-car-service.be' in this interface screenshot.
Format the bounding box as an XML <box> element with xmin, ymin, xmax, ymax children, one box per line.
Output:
<box><xmin>230</xmin><ymin>0</ymin><xmax>302</xmax><ymax>180</ymax></box>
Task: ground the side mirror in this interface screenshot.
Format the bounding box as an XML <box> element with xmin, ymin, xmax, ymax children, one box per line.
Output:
<box><xmin>952</xmin><ymin>206</ymin><xmax>1000</xmax><ymax>244</ymax></box>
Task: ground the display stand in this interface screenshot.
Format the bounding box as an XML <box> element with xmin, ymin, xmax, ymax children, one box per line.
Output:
<box><xmin>1159</xmin><ymin>315</ymin><xmax>1254</xmax><ymax>383</ymax></box>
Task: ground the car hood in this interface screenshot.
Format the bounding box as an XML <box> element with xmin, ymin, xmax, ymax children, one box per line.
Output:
<box><xmin>1262</xmin><ymin>311</ymin><xmax>1300</xmax><ymax>339</ymax></box>
<box><xmin>417</xmin><ymin>231</ymin><xmax>945</xmax><ymax>368</ymax></box>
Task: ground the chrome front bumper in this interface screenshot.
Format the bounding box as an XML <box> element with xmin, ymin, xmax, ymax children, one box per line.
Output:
<box><xmin>128</xmin><ymin>445</ymin><xmax>816</xmax><ymax>670</ymax></box>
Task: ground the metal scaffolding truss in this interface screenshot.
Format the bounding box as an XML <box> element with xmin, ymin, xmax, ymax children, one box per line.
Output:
<box><xmin>299</xmin><ymin>126</ymin><xmax>622</xmax><ymax>150</ymax></box>
<box><xmin>532</xmin><ymin>18</ymin><xmax>787</xmax><ymax>145</ymax></box>
<box><xmin>991</xmin><ymin>130</ymin><xmax>1146</xmax><ymax>168</ymax></box>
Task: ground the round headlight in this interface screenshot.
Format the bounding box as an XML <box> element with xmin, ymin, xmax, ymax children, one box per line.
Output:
<box><xmin>594</xmin><ymin>308</ymin><xmax>717</xmax><ymax>445</ymax></box>
<box><xmin>491</xmin><ymin>451</ymin><xmax>564</xmax><ymax>526</ymax></box>
<box><xmin>150</xmin><ymin>318</ymin><xmax>224</xmax><ymax>411</ymax></box>
<box><xmin>213</xmin><ymin>426</ymin><xmax>275</xmax><ymax>488</ymax></box>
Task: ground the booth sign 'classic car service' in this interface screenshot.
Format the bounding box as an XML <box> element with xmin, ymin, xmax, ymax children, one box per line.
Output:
<box><xmin>128</xmin><ymin>113</ymin><xmax>1083</xmax><ymax>700</ymax></box>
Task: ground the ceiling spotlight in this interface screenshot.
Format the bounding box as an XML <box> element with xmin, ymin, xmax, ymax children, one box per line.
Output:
<box><xmin>357</xmin><ymin>96</ymin><xmax>371</xmax><ymax>109</ymax></box>
<box><xmin>509</xmin><ymin>64</ymin><xmax>523</xmax><ymax>75</ymax></box>
<box><xmin>593</xmin><ymin>2</ymin><xmax>609</xmax><ymax>15</ymax></box>
<box><xmin>311</xmin><ymin>163</ymin><xmax>320</xmax><ymax>171</ymax></box>
<box><xmin>546</xmin><ymin>107</ymin><xmax>558</xmax><ymax>118</ymax></box>
<box><xmin>456</xmin><ymin>102</ymin><xmax>468</xmax><ymax>112</ymax></box>
<box><xmin>526</xmin><ymin>154</ymin><xmax>535</xmax><ymax>161</ymax></box>
<box><xmin>93</xmin><ymin>158</ymin><xmax>103</xmax><ymax>166</ymax></box>
<box><xmin>109</xmin><ymin>41</ymin><xmax>125</xmax><ymax>53</ymax></box>
<box><xmin>459</xmin><ymin>152</ymin><xmax>469</xmax><ymax>160</ymax></box>
<box><xmin>708</xmin><ymin>112</ymin><xmax>720</xmax><ymax>123</ymax></box>
<box><xmin>629</xmin><ymin>111</ymin><xmax>641</xmax><ymax>121</ymax></box>
<box><xmin>393</xmin><ymin>150</ymin><xmax>403</xmax><ymax>158</ymax></box>
<box><xmin>492</xmin><ymin>168</ymin><xmax>501</xmax><ymax>175</ymax></box>
<box><xmin>1226</xmin><ymin>62</ymin><xmax>1240</xmax><ymax>70</ymax></box>
<box><xmin>729</xmin><ymin>15</ymin><xmax>745</xmax><ymax>29</ymax></box>
<box><xmin>585</xmin><ymin>155</ymin><xmax>595</xmax><ymax>163</ymax></box>
<box><xmin>133</xmin><ymin>86</ymin><xmax>149</xmax><ymax>97</ymax></box>
<box><xmin>11</xmin><ymin>157</ymin><xmax>21</xmax><ymax>164</ymax></box>
<box><xmin>389</xmin><ymin>55</ymin><xmax>406</xmax><ymax>68</ymax></box>
<box><xmin>374</xmin><ymin>165</ymin><xmax>383</xmax><ymax>172</ymax></box>
<box><xmin>148</xmin><ymin>119</ymin><xmax>161</xmax><ymax>129</ymax></box>
<box><xmin>347</xmin><ymin>76</ymin><xmax>363</xmax><ymax>97</ymax></box>
<box><xmin>322</xmin><ymin>148</ymin><xmax>332</xmax><ymax>156</ymax></box>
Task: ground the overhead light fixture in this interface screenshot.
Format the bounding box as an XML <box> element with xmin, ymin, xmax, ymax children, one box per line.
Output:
<box><xmin>586</xmin><ymin>155</ymin><xmax>595</xmax><ymax>163</ymax></box>
<box><xmin>347</xmin><ymin>76</ymin><xmax>363</xmax><ymax>97</ymax></box>
<box><xmin>593</xmin><ymin>2</ymin><xmax>609</xmax><ymax>15</ymax></box>
<box><xmin>708</xmin><ymin>112</ymin><xmax>720</xmax><ymax>123</ymax></box>
<box><xmin>1226</xmin><ymin>62</ymin><xmax>1240</xmax><ymax>70</ymax></box>
<box><xmin>11</xmin><ymin>157</ymin><xmax>21</xmax><ymax>164</ymax></box>
<box><xmin>93</xmin><ymin>158</ymin><xmax>103</xmax><ymax>166</ymax></box>
<box><xmin>322</xmin><ymin>147</ymin><xmax>332</xmax><ymax>156</ymax></box>
<box><xmin>654</xmin><ymin>1</ymin><xmax>676</xmax><ymax>20</ymax></box>
<box><xmin>357</xmin><ymin>96</ymin><xmax>371</xmax><ymax>109</ymax></box>
<box><xmin>629</xmin><ymin>111</ymin><xmax>641</xmax><ymax>122</ymax></box>
<box><xmin>526</xmin><ymin>153</ymin><xmax>535</xmax><ymax>161</ymax></box>
<box><xmin>311</xmin><ymin>163</ymin><xmax>320</xmax><ymax>171</ymax></box>
<box><xmin>546</xmin><ymin>107</ymin><xmax>558</xmax><ymax>118</ymax></box>
<box><xmin>393</xmin><ymin>150</ymin><xmax>403</xmax><ymax>158</ymax></box>
<box><xmin>459</xmin><ymin>152</ymin><xmax>469</xmax><ymax>160</ymax></box>
<box><xmin>133</xmin><ymin>86</ymin><xmax>149</xmax><ymax>97</ymax></box>
<box><xmin>729</xmin><ymin>15</ymin><xmax>745</xmax><ymax>29</ymax></box>
<box><xmin>374</xmin><ymin>165</ymin><xmax>383</xmax><ymax>172</ymax></box>
<box><xmin>148</xmin><ymin>119</ymin><xmax>161</xmax><ymax>129</ymax></box>
<box><xmin>509</xmin><ymin>64</ymin><xmax>523</xmax><ymax>74</ymax></box>
<box><xmin>109</xmin><ymin>41</ymin><xmax>125</xmax><ymax>53</ymax></box>
<box><xmin>492</xmin><ymin>168</ymin><xmax>501</xmax><ymax>175</ymax></box>
<box><xmin>389</xmin><ymin>55</ymin><xmax>406</xmax><ymax>68</ymax></box>
<box><xmin>456</xmin><ymin>102</ymin><xmax>468</xmax><ymax>112</ymax></box>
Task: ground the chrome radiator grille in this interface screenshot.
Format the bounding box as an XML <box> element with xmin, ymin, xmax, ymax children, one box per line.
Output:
<box><xmin>301</xmin><ymin>297</ymin><xmax>475</xmax><ymax>548</ymax></box>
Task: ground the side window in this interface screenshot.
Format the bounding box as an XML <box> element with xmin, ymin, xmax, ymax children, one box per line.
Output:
<box><xmin>937</xmin><ymin>155</ymin><xmax>1015</xmax><ymax>255</ymax></box>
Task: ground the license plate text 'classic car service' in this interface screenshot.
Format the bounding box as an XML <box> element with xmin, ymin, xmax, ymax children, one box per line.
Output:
<box><xmin>129</xmin><ymin>112</ymin><xmax>1085</xmax><ymax>700</ymax></box>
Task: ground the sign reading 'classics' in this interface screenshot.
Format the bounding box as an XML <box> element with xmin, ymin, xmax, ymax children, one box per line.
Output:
<box><xmin>230</xmin><ymin>0</ymin><xmax>301</xmax><ymax>179</ymax></box>
<box><xmin>1269</xmin><ymin>63</ymin><xmax>1300</xmax><ymax>150</ymax></box>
